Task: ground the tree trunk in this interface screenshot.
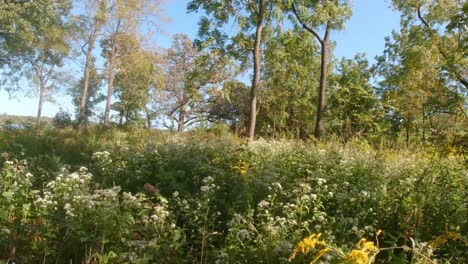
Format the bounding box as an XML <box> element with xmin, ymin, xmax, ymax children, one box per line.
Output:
<box><xmin>422</xmin><ymin>108</ymin><xmax>426</xmax><ymax>143</ymax></box>
<box><xmin>406</xmin><ymin>124</ymin><xmax>410</xmax><ymax>148</ymax></box>
<box><xmin>78</xmin><ymin>23</ymin><xmax>101</xmax><ymax>128</ymax></box>
<box><xmin>177</xmin><ymin>106</ymin><xmax>185</xmax><ymax>132</ymax></box>
<box><xmin>314</xmin><ymin>27</ymin><xmax>330</xmax><ymax>140</ymax></box>
<box><xmin>103</xmin><ymin>35</ymin><xmax>117</xmax><ymax>127</ymax></box>
<box><xmin>248</xmin><ymin>0</ymin><xmax>265</xmax><ymax>142</ymax></box>
<box><xmin>146</xmin><ymin>110</ymin><xmax>152</xmax><ymax>129</ymax></box>
<box><xmin>36</xmin><ymin>77</ymin><xmax>46</xmax><ymax>134</ymax></box>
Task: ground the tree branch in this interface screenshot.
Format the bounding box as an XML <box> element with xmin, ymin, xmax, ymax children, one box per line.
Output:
<box><xmin>291</xmin><ymin>4</ymin><xmax>323</xmax><ymax>44</ymax></box>
<box><xmin>417</xmin><ymin>5</ymin><xmax>468</xmax><ymax>89</ymax></box>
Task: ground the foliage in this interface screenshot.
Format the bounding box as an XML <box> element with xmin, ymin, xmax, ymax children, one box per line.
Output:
<box><xmin>52</xmin><ymin>109</ymin><xmax>73</xmax><ymax>128</ymax></box>
<box><xmin>327</xmin><ymin>54</ymin><xmax>383</xmax><ymax>142</ymax></box>
<box><xmin>0</xmin><ymin>130</ymin><xmax>466</xmax><ymax>263</ymax></box>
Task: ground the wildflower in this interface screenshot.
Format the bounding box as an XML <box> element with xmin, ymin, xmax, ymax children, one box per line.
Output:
<box><xmin>317</xmin><ymin>178</ymin><xmax>327</xmax><ymax>186</ymax></box>
<box><xmin>346</xmin><ymin>238</ymin><xmax>379</xmax><ymax>264</ymax></box>
<box><xmin>311</xmin><ymin>248</ymin><xmax>331</xmax><ymax>264</ymax></box>
<box><xmin>258</xmin><ymin>200</ymin><xmax>269</xmax><ymax>208</ymax></box>
<box><xmin>289</xmin><ymin>233</ymin><xmax>326</xmax><ymax>261</ymax></box>
<box><xmin>238</xmin><ymin>229</ymin><xmax>250</xmax><ymax>240</ymax></box>
<box><xmin>346</xmin><ymin>249</ymin><xmax>369</xmax><ymax>264</ymax></box>
<box><xmin>430</xmin><ymin>231</ymin><xmax>462</xmax><ymax>248</ymax></box>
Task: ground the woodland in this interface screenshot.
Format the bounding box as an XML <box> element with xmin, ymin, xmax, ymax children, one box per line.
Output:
<box><xmin>0</xmin><ymin>0</ymin><xmax>467</xmax><ymax>263</ymax></box>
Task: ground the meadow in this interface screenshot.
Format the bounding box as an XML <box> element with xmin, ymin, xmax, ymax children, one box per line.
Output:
<box><xmin>0</xmin><ymin>128</ymin><xmax>466</xmax><ymax>263</ymax></box>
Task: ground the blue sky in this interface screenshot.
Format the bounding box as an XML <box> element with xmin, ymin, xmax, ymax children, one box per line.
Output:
<box><xmin>0</xmin><ymin>0</ymin><xmax>400</xmax><ymax>118</ymax></box>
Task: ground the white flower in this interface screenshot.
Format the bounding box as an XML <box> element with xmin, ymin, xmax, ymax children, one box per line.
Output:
<box><xmin>258</xmin><ymin>200</ymin><xmax>269</xmax><ymax>208</ymax></box>
<box><xmin>317</xmin><ymin>178</ymin><xmax>327</xmax><ymax>186</ymax></box>
<box><xmin>360</xmin><ymin>190</ymin><xmax>370</xmax><ymax>198</ymax></box>
<box><xmin>64</xmin><ymin>203</ymin><xmax>75</xmax><ymax>217</ymax></box>
<box><xmin>238</xmin><ymin>229</ymin><xmax>250</xmax><ymax>240</ymax></box>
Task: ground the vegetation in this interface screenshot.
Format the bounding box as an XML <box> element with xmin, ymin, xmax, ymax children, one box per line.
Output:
<box><xmin>0</xmin><ymin>0</ymin><xmax>466</xmax><ymax>263</ymax></box>
<box><xmin>0</xmin><ymin>129</ymin><xmax>466</xmax><ymax>263</ymax></box>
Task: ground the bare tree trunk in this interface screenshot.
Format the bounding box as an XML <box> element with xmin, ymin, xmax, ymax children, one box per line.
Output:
<box><xmin>36</xmin><ymin>77</ymin><xmax>46</xmax><ymax>134</ymax></box>
<box><xmin>422</xmin><ymin>108</ymin><xmax>426</xmax><ymax>143</ymax></box>
<box><xmin>78</xmin><ymin>23</ymin><xmax>101</xmax><ymax>128</ymax></box>
<box><xmin>248</xmin><ymin>0</ymin><xmax>265</xmax><ymax>142</ymax></box>
<box><xmin>314</xmin><ymin>26</ymin><xmax>330</xmax><ymax>140</ymax></box>
<box><xmin>406</xmin><ymin>124</ymin><xmax>410</xmax><ymax>148</ymax></box>
<box><xmin>177</xmin><ymin>106</ymin><xmax>185</xmax><ymax>132</ymax></box>
<box><xmin>146</xmin><ymin>110</ymin><xmax>152</xmax><ymax>129</ymax></box>
<box><xmin>103</xmin><ymin>35</ymin><xmax>117</xmax><ymax>127</ymax></box>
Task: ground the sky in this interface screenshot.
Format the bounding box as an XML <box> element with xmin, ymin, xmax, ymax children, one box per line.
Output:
<box><xmin>0</xmin><ymin>0</ymin><xmax>401</xmax><ymax>118</ymax></box>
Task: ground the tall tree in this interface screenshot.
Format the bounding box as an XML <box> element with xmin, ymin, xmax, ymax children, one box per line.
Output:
<box><xmin>260</xmin><ymin>28</ymin><xmax>321</xmax><ymax>139</ymax></box>
<box><xmin>70</xmin><ymin>58</ymin><xmax>104</xmax><ymax>122</ymax></box>
<box><xmin>328</xmin><ymin>54</ymin><xmax>383</xmax><ymax>142</ymax></box>
<box><xmin>286</xmin><ymin>0</ymin><xmax>352</xmax><ymax>140</ymax></box>
<box><xmin>77</xmin><ymin>0</ymin><xmax>108</xmax><ymax>127</ymax></box>
<box><xmin>188</xmin><ymin>0</ymin><xmax>280</xmax><ymax>141</ymax></box>
<box><xmin>0</xmin><ymin>0</ymin><xmax>73</xmax><ymax>133</ymax></box>
<box><xmin>114</xmin><ymin>35</ymin><xmax>158</xmax><ymax>125</ymax></box>
<box><xmin>101</xmin><ymin>0</ymin><xmax>162</xmax><ymax>126</ymax></box>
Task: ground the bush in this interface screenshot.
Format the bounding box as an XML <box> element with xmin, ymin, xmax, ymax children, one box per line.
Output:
<box><xmin>52</xmin><ymin>110</ymin><xmax>72</xmax><ymax>128</ymax></box>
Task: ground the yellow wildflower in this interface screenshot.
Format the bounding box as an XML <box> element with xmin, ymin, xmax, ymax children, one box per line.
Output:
<box><xmin>356</xmin><ymin>238</ymin><xmax>377</xmax><ymax>252</ymax></box>
<box><xmin>311</xmin><ymin>248</ymin><xmax>331</xmax><ymax>264</ymax></box>
<box><xmin>346</xmin><ymin>238</ymin><xmax>379</xmax><ymax>264</ymax></box>
<box><xmin>346</xmin><ymin>249</ymin><xmax>369</xmax><ymax>264</ymax></box>
<box><xmin>289</xmin><ymin>233</ymin><xmax>326</xmax><ymax>261</ymax></box>
<box><xmin>232</xmin><ymin>161</ymin><xmax>248</xmax><ymax>176</ymax></box>
<box><xmin>430</xmin><ymin>231</ymin><xmax>462</xmax><ymax>248</ymax></box>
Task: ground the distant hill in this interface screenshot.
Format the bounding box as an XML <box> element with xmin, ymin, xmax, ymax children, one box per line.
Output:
<box><xmin>0</xmin><ymin>114</ymin><xmax>52</xmax><ymax>125</ymax></box>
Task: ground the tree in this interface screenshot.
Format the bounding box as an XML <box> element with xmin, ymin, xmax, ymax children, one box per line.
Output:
<box><xmin>70</xmin><ymin>58</ymin><xmax>105</xmax><ymax>122</ymax></box>
<box><xmin>206</xmin><ymin>81</ymin><xmax>250</xmax><ymax>134</ymax></box>
<box><xmin>286</xmin><ymin>0</ymin><xmax>352</xmax><ymax>140</ymax></box>
<box><xmin>77</xmin><ymin>0</ymin><xmax>108</xmax><ymax>127</ymax></box>
<box><xmin>161</xmin><ymin>35</ymin><xmax>205</xmax><ymax>132</ymax></box>
<box><xmin>114</xmin><ymin>36</ymin><xmax>158</xmax><ymax>125</ymax></box>
<box><xmin>390</xmin><ymin>0</ymin><xmax>467</xmax><ymax>90</ymax></box>
<box><xmin>0</xmin><ymin>0</ymin><xmax>73</xmax><ymax>133</ymax></box>
<box><xmin>53</xmin><ymin>109</ymin><xmax>73</xmax><ymax>128</ymax></box>
<box><xmin>327</xmin><ymin>54</ymin><xmax>383</xmax><ymax>142</ymax></box>
<box><xmin>101</xmin><ymin>0</ymin><xmax>162</xmax><ymax>126</ymax></box>
<box><xmin>259</xmin><ymin>28</ymin><xmax>321</xmax><ymax>139</ymax></box>
<box><xmin>375</xmin><ymin>28</ymin><xmax>465</xmax><ymax>146</ymax></box>
<box><xmin>188</xmin><ymin>0</ymin><xmax>281</xmax><ymax>141</ymax></box>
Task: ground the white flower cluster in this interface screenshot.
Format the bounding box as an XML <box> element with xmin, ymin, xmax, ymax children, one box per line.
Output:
<box><xmin>200</xmin><ymin>176</ymin><xmax>218</xmax><ymax>193</ymax></box>
<box><xmin>142</xmin><ymin>204</ymin><xmax>171</xmax><ymax>224</ymax></box>
<box><xmin>92</xmin><ymin>151</ymin><xmax>111</xmax><ymax>161</ymax></box>
<box><xmin>34</xmin><ymin>190</ymin><xmax>57</xmax><ymax>211</ymax></box>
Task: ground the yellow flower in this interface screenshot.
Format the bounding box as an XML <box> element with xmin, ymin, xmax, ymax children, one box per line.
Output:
<box><xmin>289</xmin><ymin>233</ymin><xmax>327</xmax><ymax>261</ymax></box>
<box><xmin>430</xmin><ymin>231</ymin><xmax>462</xmax><ymax>248</ymax></box>
<box><xmin>356</xmin><ymin>238</ymin><xmax>377</xmax><ymax>252</ymax></box>
<box><xmin>311</xmin><ymin>248</ymin><xmax>331</xmax><ymax>264</ymax></box>
<box><xmin>232</xmin><ymin>161</ymin><xmax>249</xmax><ymax>176</ymax></box>
<box><xmin>346</xmin><ymin>238</ymin><xmax>379</xmax><ymax>264</ymax></box>
<box><xmin>346</xmin><ymin>249</ymin><xmax>369</xmax><ymax>264</ymax></box>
